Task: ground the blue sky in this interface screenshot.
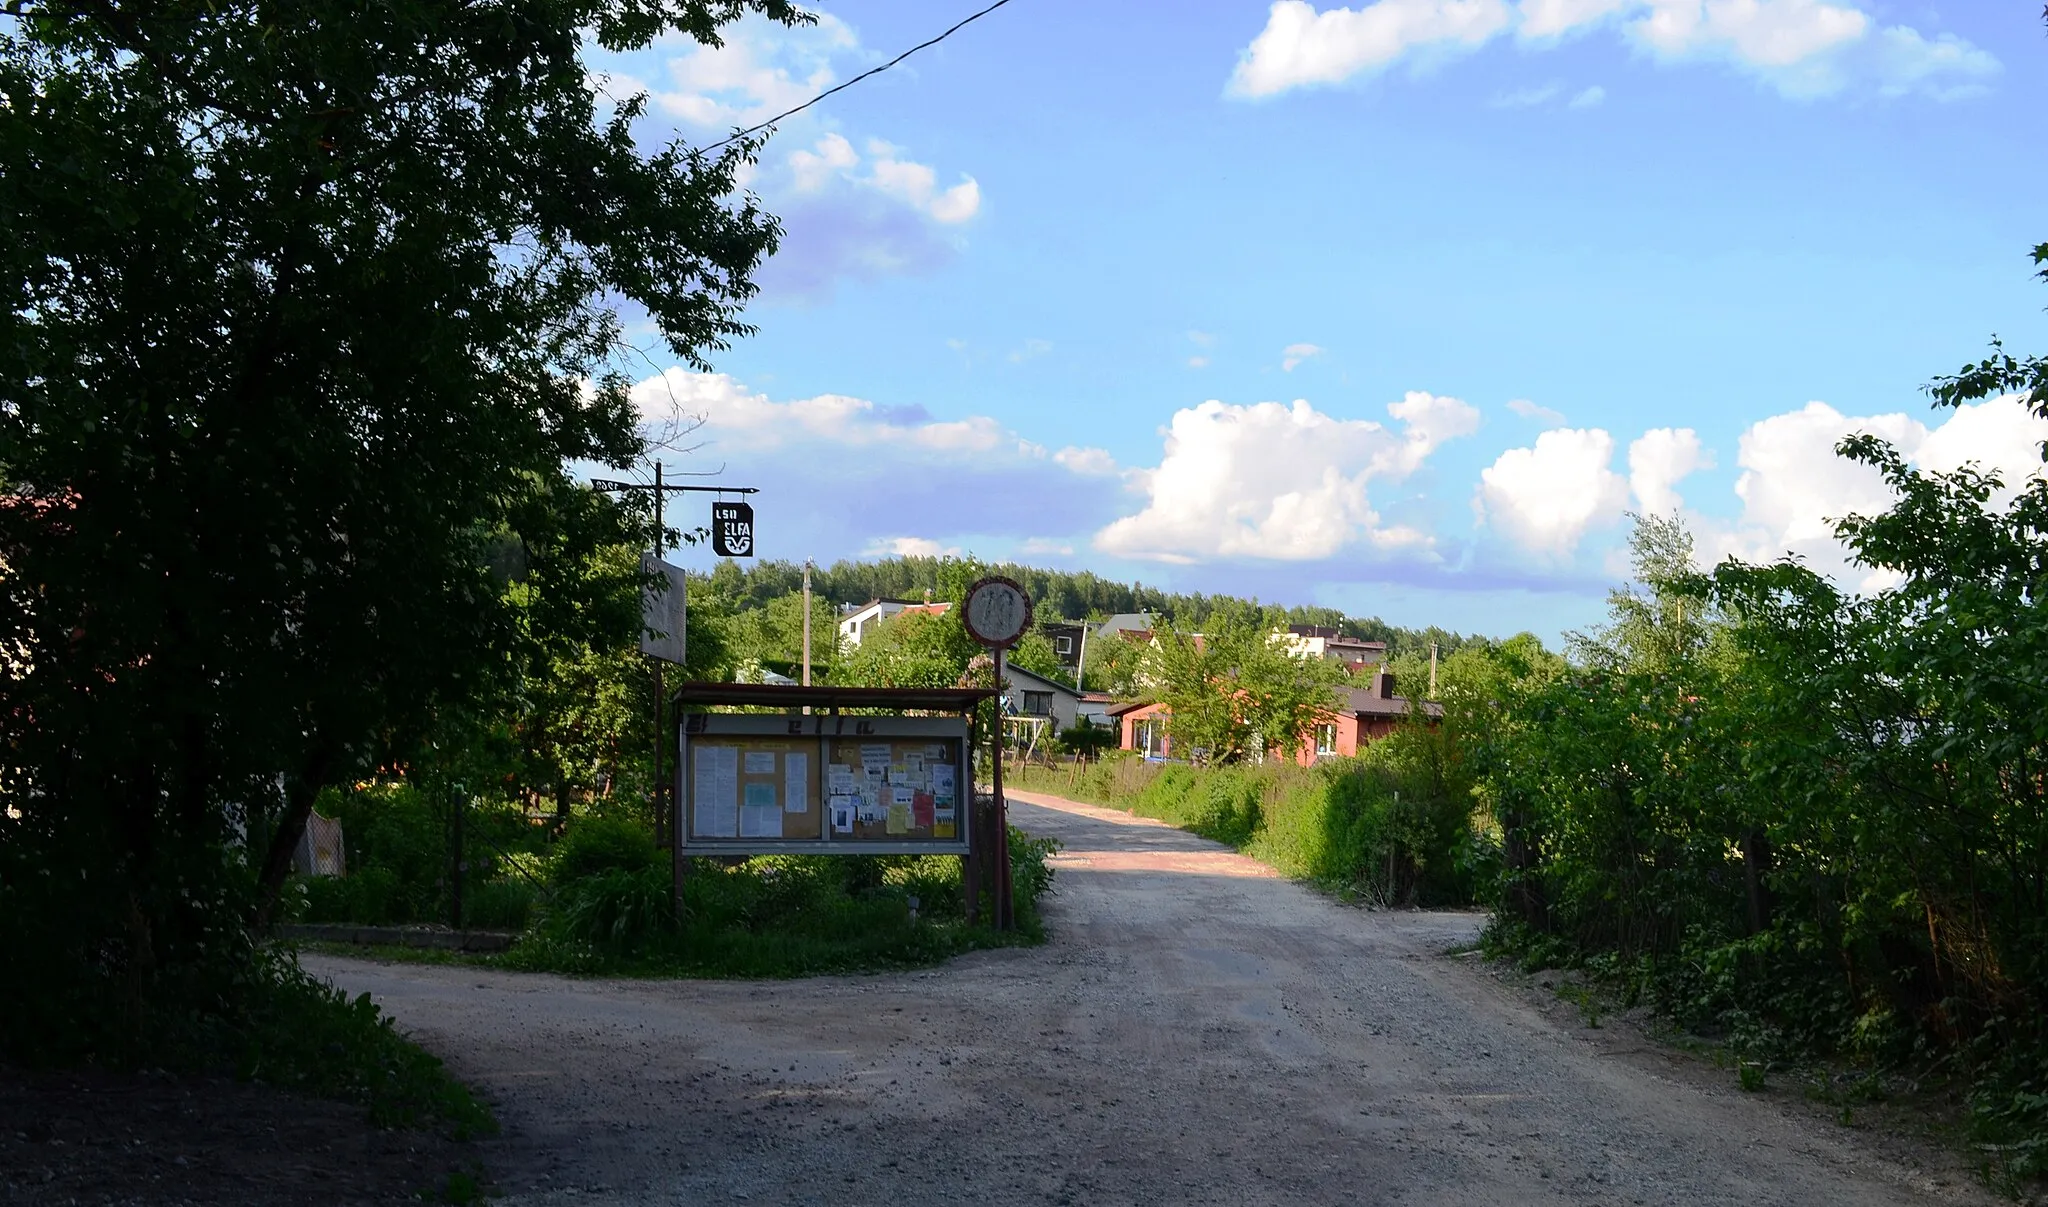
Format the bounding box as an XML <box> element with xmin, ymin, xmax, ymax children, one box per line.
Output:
<box><xmin>588</xmin><ymin>0</ymin><xmax>2047</xmax><ymax>641</ymax></box>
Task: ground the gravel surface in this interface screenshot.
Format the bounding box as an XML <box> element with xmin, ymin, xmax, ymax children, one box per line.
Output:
<box><xmin>307</xmin><ymin>791</ymin><xmax>1999</xmax><ymax>1206</ymax></box>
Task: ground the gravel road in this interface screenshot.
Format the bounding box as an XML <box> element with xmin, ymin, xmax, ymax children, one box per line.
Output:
<box><xmin>307</xmin><ymin>791</ymin><xmax>1996</xmax><ymax>1207</ymax></box>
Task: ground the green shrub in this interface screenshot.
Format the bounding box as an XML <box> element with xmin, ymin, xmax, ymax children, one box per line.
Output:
<box><xmin>550</xmin><ymin>815</ymin><xmax>659</xmax><ymax>884</ymax></box>
<box><xmin>463</xmin><ymin>878</ymin><xmax>536</xmax><ymax>931</ymax></box>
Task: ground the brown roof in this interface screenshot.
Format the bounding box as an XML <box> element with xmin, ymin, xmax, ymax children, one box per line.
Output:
<box><xmin>1335</xmin><ymin>685</ymin><xmax>1442</xmax><ymax>718</ymax></box>
<box><xmin>675</xmin><ymin>682</ymin><xmax>994</xmax><ymax>712</ymax></box>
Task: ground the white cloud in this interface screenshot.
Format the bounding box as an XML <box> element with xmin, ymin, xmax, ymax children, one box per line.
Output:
<box><xmin>1627</xmin><ymin>426</ymin><xmax>1712</xmax><ymax>515</ymax></box>
<box><xmin>1188</xmin><ymin>330</ymin><xmax>1218</xmax><ymax>347</ymax></box>
<box><xmin>615</xmin><ymin>369</ymin><xmax>1131</xmax><ymax>563</ymax></box>
<box><xmin>1009</xmin><ymin>338</ymin><xmax>1053</xmax><ymax>364</ymax></box>
<box><xmin>788</xmin><ymin>132</ymin><xmax>858</xmax><ymax>192</ymax></box>
<box><xmin>1872</xmin><ymin>25</ymin><xmax>2000</xmax><ymax>100</ymax></box>
<box><xmin>1094</xmin><ymin>392</ymin><xmax>1480</xmax><ymax>562</ymax></box>
<box><xmin>1694</xmin><ymin>396</ymin><xmax>2047</xmax><ymax>590</ymax></box>
<box><xmin>1230</xmin><ymin>0</ymin><xmax>1997</xmax><ymax>101</ymax></box>
<box><xmin>1188</xmin><ymin>356</ymin><xmax>1211</xmax><ymax>369</ymax></box>
<box><xmin>1474</xmin><ymin>427</ymin><xmax>1630</xmax><ymax>557</ymax></box>
<box><xmin>1228</xmin><ymin>0</ymin><xmax>1514</xmax><ymax>98</ymax></box>
<box><xmin>866</xmin><ymin>536</ymin><xmax>961</xmax><ymax>558</ymax></box>
<box><xmin>1054</xmin><ymin>446</ymin><xmax>1120</xmax><ymax>476</ymax></box>
<box><xmin>1018</xmin><ymin>537</ymin><xmax>1076</xmax><ymax>557</ymax></box>
<box><xmin>1493</xmin><ymin>81</ymin><xmax>1562</xmax><ymax>107</ymax></box>
<box><xmin>642</xmin><ymin>14</ymin><xmax>856</xmax><ymax>129</ymax></box>
<box><xmin>1282</xmin><ymin>342</ymin><xmax>1325</xmax><ymax>371</ymax></box>
<box><xmin>1518</xmin><ymin>0</ymin><xmax>1633</xmax><ymax>39</ymax></box>
<box><xmin>1507</xmin><ymin>397</ymin><xmax>1566</xmax><ymax>424</ymax></box>
<box><xmin>1568</xmin><ymin>83</ymin><xmax>1606</xmax><ymax>107</ymax></box>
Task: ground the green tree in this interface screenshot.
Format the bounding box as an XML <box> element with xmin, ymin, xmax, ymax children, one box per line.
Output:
<box><xmin>0</xmin><ymin>0</ymin><xmax>795</xmax><ymax>1056</ymax></box>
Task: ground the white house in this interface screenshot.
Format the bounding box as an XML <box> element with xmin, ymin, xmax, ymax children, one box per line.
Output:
<box><xmin>1000</xmin><ymin>663</ymin><xmax>1088</xmax><ymax>731</ymax></box>
<box><xmin>838</xmin><ymin>598</ymin><xmax>953</xmax><ymax>648</ymax></box>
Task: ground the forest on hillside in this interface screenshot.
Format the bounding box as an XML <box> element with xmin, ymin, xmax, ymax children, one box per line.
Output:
<box><xmin>697</xmin><ymin>553</ymin><xmax>1485</xmax><ymax>689</ymax></box>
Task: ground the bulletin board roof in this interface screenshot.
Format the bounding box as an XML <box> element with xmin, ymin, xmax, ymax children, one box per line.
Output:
<box><xmin>675</xmin><ymin>682</ymin><xmax>996</xmax><ymax>713</ymax></box>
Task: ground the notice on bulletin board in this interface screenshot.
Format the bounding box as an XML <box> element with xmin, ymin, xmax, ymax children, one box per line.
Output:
<box><xmin>689</xmin><ymin>737</ymin><xmax>821</xmax><ymax>841</ymax></box>
<box><xmin>824</xmin><ymin>737</ymin><xmax>962</xmax><ymax>842</ymax></box>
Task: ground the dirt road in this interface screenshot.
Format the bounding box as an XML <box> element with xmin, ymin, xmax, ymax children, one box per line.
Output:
<box><xmin>308</xmin><ymin>792</ymin><xmax>1994</xmax><ymax>1206</ymax></box>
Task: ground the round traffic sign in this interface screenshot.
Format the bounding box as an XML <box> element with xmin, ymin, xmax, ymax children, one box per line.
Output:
<box><xmin>963</xmin><ymin>576</ymin><xmax>1034</xmax><ymax>649</ymax></box>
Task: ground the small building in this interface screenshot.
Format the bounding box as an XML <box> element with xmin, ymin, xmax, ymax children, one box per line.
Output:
<box><xmin>1094</xmin><ymin>612</ymin><xmax>1155</xmax><ymax>642</ymax></box>
<box><xmin>1000</xmin><ymin>662</ymin><xmax>1087</xmax><ymax>731</ymax></box>
<box><xmin>1112</xmin><ymin>672</ymin><xmax>1438</xmax><ymax>764</ymax></box>
<box><xmin>1039</xmin><ymin>620</ymin><xmax>1087</xmax><ymax>670</ymax></box>
<box><xmin>837</xmin><ymin>597</ymin><xmax>954</xmax><ymax>648</ymax></box>
<box><xmin>1275</xmin><ymin>625</ymin><xmax>1388</xmax><ymax>672</ymax></box>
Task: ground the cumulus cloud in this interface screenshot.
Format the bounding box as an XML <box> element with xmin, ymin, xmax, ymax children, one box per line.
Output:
<box><xmin>590</xmin><ymin>18</ymin><xmax>983</xmax><ymax>301</ymax></box>
<box><xmin>1009</xmin><ymin>338</ymin><xmax>1053</xmax><ymax>364</ymax></box>
<box><xmin>1054</xmin><ymin>446</ymin><xmax>1120</xmax><ymax>476</ymax></box>
<box><xmin>620</xmin><ymin>369</ymin><xmax>1129</xmax><ymax>562</ymax></box>
<box><xmin>1229</xmin><ymin>0</ymin><xmax>1514</xmax><ymax>97</ymax></box>
<box><xmin>1227</xmin><ymin>0</ymin><xmax>1997</xmax><ymax>100</ymax></box>
<box><xmin>1093</xmin><ymin>391</ymin><xmax>1480</xmax><ymax>562</ymax></box>
<box><xmin>1627</xmin><ymin>427</ymin><xmax>1712</xmax><ymax>515</ymax></box>
<box><xmin>1474</xmin><ymin>428</ymin><xmax>1630</xmax><ymax>557</ymax></box>
<box><xmin>1188</xmin><ymin>356</ymin><xmax>1211</xmax><ymax>369</ymax></box>
<box><xmin>1698</xmin><ymin>396</ymin><xmax>2048</xmax><ymax>589</ymax></box>
<box><xmin>1281</xmin><ymin>342</ymin><xmax>1325</xmax><ymax>371</ymax></box>
<box><xmin>1507</xmin><ymin>397</ymin><xmax>1566</xmax><ymax>424</ymax></box>
<box><xmin>1568</xmin><ymin>83</ymin><xmax>1606</xmax><ymax>107</ymax></box>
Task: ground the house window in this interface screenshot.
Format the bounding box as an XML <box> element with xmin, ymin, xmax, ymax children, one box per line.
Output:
<box><xmin>1055</xmin><ymin>635</ymin><xmax>1073</xmax><ymax>655</ymax></box>
<box><xmin>1315</xmin><ymin>723</ymin><xmax>1338</xmax><ymax>756</ymax></box>
<box><xmin>1022</xmin><ymin>691</ymin><xmax>1053</xmax><ymax>716</ymax></box>
<box><xmin>1134</xmin><ymin>717</ymin><xmax>1168</xmax><ymax>758</ymax></box>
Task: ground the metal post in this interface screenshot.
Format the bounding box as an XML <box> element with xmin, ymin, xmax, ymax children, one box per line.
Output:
<box><xmin>449</xmin><ymin>783</ymin><xmax>466</xmax><ymax>931</ymax></box>
<box><xmin>801</xmin><ymin>558</ymin><xmax>813</xmax><ymax>687</ymax></box>
<box><xmin>652</xmin><ymin>461</ymin><xmax>667</xmax><ymax>849</ymax></box>
<box><xmin>993</xmin><ymin>645</ymin><xmax>1014</xmax><ymax>930</ymax></box>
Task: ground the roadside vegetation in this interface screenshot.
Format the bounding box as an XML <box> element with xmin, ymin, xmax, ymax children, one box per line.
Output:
<box><xmin>288</xmin><ymin>790</ymin><xmax>1060</xmax><ymax>976</ymax></box>
<box><xmin>1016</xmin><ymin>242</ymin><xmax>2048</xmax><ymax>1186</ymax></box>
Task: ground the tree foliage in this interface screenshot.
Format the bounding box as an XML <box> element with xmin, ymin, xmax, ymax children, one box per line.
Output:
<box><xmin>0</xmin><ymin>0</ymin><xmax>792</xmax><ymax>1060</ymax></box>
<box><xmin>1473</xmin><ymin>260</ymin><xmax>2048</xmax><ymax>1172</ymax></box>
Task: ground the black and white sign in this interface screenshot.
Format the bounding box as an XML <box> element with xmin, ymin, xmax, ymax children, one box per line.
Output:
<box><xmin>963</xmin><ymin>576</ymin><xmax>1033</xmax><ymax>649</ymax></box>
<box><xmin>712</xmin><ymin>500</ymin><xmax>755</xmax><ymax>558</ymax></box>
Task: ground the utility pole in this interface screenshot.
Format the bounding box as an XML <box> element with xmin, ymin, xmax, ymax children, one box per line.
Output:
<box><xmin>1074</xmin><ymin>619</ymin><xmax>1088</xmax><ymax>693</ymax></box>
<box><xmin>801</xmin><ymin>558</ymin><xmax>814</xmax><ymax>686</ymax></box>
<box><xmin>1428</xmin><ymin>641</ymin><xmax>1439</xmax><ymax>698</ymax></box>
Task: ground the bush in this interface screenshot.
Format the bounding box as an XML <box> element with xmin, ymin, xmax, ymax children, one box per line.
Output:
<box><xmin>550</xmin><ymin>814</ymin><xmax>659</xmax><ymax>884</ymax></box>
<box><xmin>1011</xmin><ymin>731</ymin><xmax>1483</xmax><ymax>906</ymax></box>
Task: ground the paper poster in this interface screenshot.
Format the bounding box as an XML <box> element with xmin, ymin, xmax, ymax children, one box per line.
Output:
<box><xmin>931</xmin><ymin>763</ymin><xmax>956</xmax><ymax>805</ymax></box>
<box><xmin>743</xmin><ymin>750</ymin><xmax>777</xmax><ymax>775</ymax></box>
<box><xmin>693</xmin><ymin>745</ymin><xmax>739</xmax><ymax>838</ymax></box>
<box><xmin>784</xmin><ymin>752</ymin><xmax>808</xmax><ymax>813</ymax></box>
<box><xmin>740</xmin><ymin>782</ymin><xmax>779</xmax><ymax>837</ymax></box>
<box><xmin>925</xmin><ymin>744</ymin><xmax>945</xmax><ymax>759</ymax></box>
<box><xmin>830</xmin><ymin>800</ymin><xmax>855</xmax><ymax>833</ymax></box>
<box><xmin>891</xmin><ymin>784</ymin><xmax>914</xmax><ymax>807</ymax></box>
<box><xmin>912</xmin><ymin>791</ymin><xmax>935</xmax><ymax>829</ymax></box>
<box><xmin>906</xmin><ymin>752</ymin><xmax>925</xmax><ymax>774</ymax></box>
<box><xmin>828</xmin><ymin>764</ymin><xmax>856</xmax><ymax>793</ymax></box>
<box><xmin>857</xmin><ymin>798</ymin><xmax>884</xmax><ymax>823</ymax></box>
<box><xmin>886</xmin><ymin>804</ymin><xmax>911</xmax><ymax>834</ymax></box>
<box><xmin>860</xmin><ymin>743</ymin><xmax>891</xmax><ymax>773</ymax></box>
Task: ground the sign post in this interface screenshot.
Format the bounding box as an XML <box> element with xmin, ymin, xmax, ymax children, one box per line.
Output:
<box><xmin>962</xmin><ymin>576</ymin><xmax>1033</xmax><ymax>930</ymax></box>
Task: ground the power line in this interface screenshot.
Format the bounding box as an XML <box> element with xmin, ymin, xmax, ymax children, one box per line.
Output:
<box><xmin>696</xmin><ymin>0</ymin><xmax>1016</xmax><ymax>155</ymax></box>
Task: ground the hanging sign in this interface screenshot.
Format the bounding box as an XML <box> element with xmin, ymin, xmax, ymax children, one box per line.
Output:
<box><xmin>712</xmin><ymin>500</ymin><xmax>755</xmax><ymax>557</ymax></box>
<box><xmin>639</xmin><ymin>555</ymin><xmax>688</xmax><ymax>664</ymax></box>
<box><xmin>963</xmin><ymin>576</ymin><xmax>1033</xmax><ymax>649</ymax></box>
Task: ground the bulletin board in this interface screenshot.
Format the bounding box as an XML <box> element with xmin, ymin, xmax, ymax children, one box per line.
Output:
<box><xmin>677</xmin><ymin>713</ymin><xmax>971</xmax><ymax>855</ymax></box>
<box><xmin>685</xmin><ymin>735</ymin><xmax>822</xmax><ymax>842</ymax></box>
<box><xmin>824</xmin><ymin>737</ymin><xmax>964</xmax><ymax>842</ymax></box>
